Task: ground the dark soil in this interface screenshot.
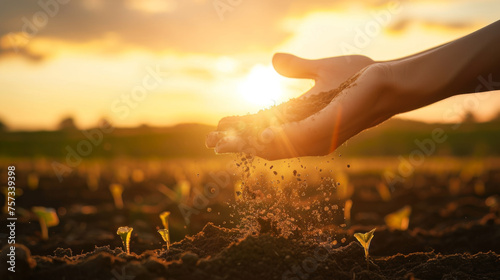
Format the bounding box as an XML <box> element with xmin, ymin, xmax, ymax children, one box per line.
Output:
<box><xmin>1</xmin><ymin>160</ymin><xmax>500</xmax><ymax>280</ymax></box>
<box><xmin>2</xmin><ymin>221</ymin><xmax>500</xmax><ymax>280</ymax></box>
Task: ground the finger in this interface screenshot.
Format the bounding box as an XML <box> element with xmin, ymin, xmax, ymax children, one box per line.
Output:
<box><xmin>214</xmin><ymin>135</ymin><xmax>246</xmax><ymax>154</ymax></box>
<box><xmin>272</xmin><ymin>53</ymin><xmax>320</xmax><ymax>80</ymax></box>
<box><xmin>206</xmin><ymin>131</ymin><xmax>223</xmax><ymax>148</ymax></box>
<box><xmin>217</xmin><ymin>115</ymin><xmax>254</xmax><ymax>131</ymax></box>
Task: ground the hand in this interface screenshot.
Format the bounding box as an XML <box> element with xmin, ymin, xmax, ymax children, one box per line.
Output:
<box><xmin>206</xmin><ymin>53</ymin><xmax>391</xmax><ymax>160</ymax></box>
<box><xmin>206</xmin><ymin>20</ymin><xmax>500</xmax><ymax>160</ymax></box>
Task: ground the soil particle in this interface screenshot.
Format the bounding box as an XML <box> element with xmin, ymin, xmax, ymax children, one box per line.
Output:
<box><xmin>217</xmin><ymin>73</ymin><xmax>361</xmax><ymax>134</ymax></box>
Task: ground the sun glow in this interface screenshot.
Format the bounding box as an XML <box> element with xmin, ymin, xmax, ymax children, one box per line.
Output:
<box><xmin>238</xmin><ymin>64</ymin><xmax>285</xmax><ymax>108</ymax></box>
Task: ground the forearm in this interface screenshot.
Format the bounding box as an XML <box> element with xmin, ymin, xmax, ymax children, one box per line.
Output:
<box><xmin>387</xmin><ymin>20</ymin><xmax>500</xmax><ymax>111</ymax></box>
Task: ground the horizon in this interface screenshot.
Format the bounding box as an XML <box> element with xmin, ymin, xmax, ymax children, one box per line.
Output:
<box><xmin>1</xmin><ymin>0</ymin><xmax>500</xmax><ymax>130</ymax></box>
<box><xmin>2</xmin><ymin>112</ymin><xmax>496</xmax><ymax>133</ymax></box>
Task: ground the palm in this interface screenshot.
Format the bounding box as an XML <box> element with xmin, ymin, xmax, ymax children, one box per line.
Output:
<box><xmin>207</xmin><ymin>53</ymin><xmax>378</xmax><ymax>160</ymax></box>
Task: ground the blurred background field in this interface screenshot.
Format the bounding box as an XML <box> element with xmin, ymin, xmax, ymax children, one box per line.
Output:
<box><xmin>1</xmin><ymin>114</ymin><xmax>500</xmax><ymax>158</ymax></box>
<box><xmin>2</xmin><ymin>1</ymin><xmax>500</xmax><ymax>278</ymax></box>
<box><xmin>1</xmin><ymin>115</ymin><xmax>500</xmax><ymax>256</ymax></box>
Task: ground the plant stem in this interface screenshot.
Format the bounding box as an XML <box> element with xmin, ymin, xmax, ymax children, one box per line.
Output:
<box><xmin>40</xmin><ymin>218</ymin><xmax>48</xmax><ymax>240</ymax></box>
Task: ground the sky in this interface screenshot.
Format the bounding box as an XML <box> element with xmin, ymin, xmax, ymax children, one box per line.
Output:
<box><xmin>0</xmin><ymin>0</ymin><xmax>499</xmax><ymax>130</ymax></box>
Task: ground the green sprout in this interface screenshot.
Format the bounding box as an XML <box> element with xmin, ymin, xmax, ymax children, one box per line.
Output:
<box><xmin>354</xmin><ymin>228</ymin><xmax>376</xmax><ymax>260</ymax></box>
<box><xmin>158</xmin><ymin>211</ymin><xmax>171</xmax><ymax>250</ymax></box>
<box><xmin>32</xmin><ymin>207</ymin><xmax>59</xmax><ymax>240</ymax></box>
<box><xmin>159</xmin><ymin>211</ymin><xmax>170</xmax><ymax>229</ymax></box>
<box><xmin>157</xmin><ymin>229</ymin><xmax>171</xmax><ymax>250</ymax></box>
<box><xmin>109</xmin><ymin>183</ymin><xmax>124</xmax><ymax>209</ymax></box>
<box><xmin>116</xmin><ymin>226</ymin><xmax>133</xmax><ymax>254</ymax></box>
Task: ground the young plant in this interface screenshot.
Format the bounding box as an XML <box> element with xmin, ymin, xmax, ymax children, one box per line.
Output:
<box><xmin>159</xmin><ymin>211</ymin><xmax>170</xmax><ymax>229</ymax></box>
<box><xmin>158</xmin><ymin>211</ymin><xmax>171</xmax><ymax>250</ymax></box>
<box><xmin>157</xmin><ymin>229</ymin><xmax>171</xmax><ymax>250</ymax></box>
<box><xmin>109</xmin><ymin>183</ymin><xmax>124</xmax><ymax>209</ymax></box>
<box><xmin>116</xmin><ymin>226</ymin><xmax>133</xmax><ymax>254</ymax></box>
<box><xmin>32</xmin><ymin>207</ymin><xmax>59</xmax><ymax>240</ymax></box>
<box><xmin>354</xmin><ymin>228</ymin><xmax>376</xmax><ymax>261</ymax></box>
<box><xmin>384</xmin><ymin>206</ymin><xmax>411</xmax><ymax>230</ymax></box>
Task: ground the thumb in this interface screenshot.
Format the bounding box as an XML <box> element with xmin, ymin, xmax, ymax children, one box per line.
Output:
<box><xmin>272</xmin><ymin>53</ymin><xmax>319</xmax><ymax>79</ymax></box>
<box><xmin>214</xmin><ymin>135</ymin><xmax>246</xmax><ymax>154</ymax></box>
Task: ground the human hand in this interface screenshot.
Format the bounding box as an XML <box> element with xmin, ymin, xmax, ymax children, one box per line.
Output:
<box><xmin>206</xmin><ymin>53</ymin><xmax>397</xmax><ymax>160</ymax></box>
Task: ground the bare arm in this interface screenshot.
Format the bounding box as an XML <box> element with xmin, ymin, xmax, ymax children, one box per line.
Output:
<box><xmin>208</xmin><ymin>20</ymin><xmax>500</xmax><ymax>160</ymax></box>
<box><xmin>384</xmin><ymin>20</ymin><xmax>500</xmax><ymax>116</ymax></box>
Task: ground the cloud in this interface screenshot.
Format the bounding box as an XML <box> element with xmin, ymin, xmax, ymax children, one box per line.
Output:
<box><xmin>0</xmin><ymin>32</ymin><xmax>47</xmax><ymax>62</ymax></box>
<box><xmin>0</xmin><ymin>0</ymin><xmax>291</xmax><ymax>56</ymax></box>
<box><xmin>125</xmin><ymin>0</ymin><xmax>178</xmax><ymax>14</ymax></box>
<box><xmin>0</xmin><ymin>0</ymin><xmax>494</xmax><ymax>61</ymax></box>
<box><xmin>0</xmin><ymin>0</ymin><xmax>406</xmax><ymax>58</ymax></box>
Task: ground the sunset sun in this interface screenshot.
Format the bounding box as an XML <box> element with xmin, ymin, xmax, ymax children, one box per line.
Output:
<box><xmin>238</xmin><ymin>64</ymin><xmax>284</xmax><ymax>108</ymax></box>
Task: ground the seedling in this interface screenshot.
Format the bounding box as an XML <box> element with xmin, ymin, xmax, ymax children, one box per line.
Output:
<box><xmin>158</xmin><ymin>211</ymin><xmax>171</xmax><ymax>250</ymax></box>
<box><xmin>157</xmin><ymin>229</ymin><xmax>171</xmax><ymax>250</ymax></box>
<box><xmin>159</xmin><ymin>211</ymin><xmax>171</xmax><ymax>229</ymax></box>
<box><xmin>32</xmin><ymin>207</ymin><xmax>59</xmax><ymax>240</ymax></box>
<box><xmin>384</xmin><ymin>206</ymin><xmax>411</xmax><ymax>230</ymax></box>
<box><xmin>109</xmin><ymin>183</ymin><xmax>124</xmax><ymax>209</ymax></box>
<box><xmin>116</xmin><ymin>226</ymin><xmax>133</xmax><ymax>254</ymax></box>
<box><xmin>354</xmin><ymin>228</ymin><xmax>376</xmax><ymax>261</ymax></box>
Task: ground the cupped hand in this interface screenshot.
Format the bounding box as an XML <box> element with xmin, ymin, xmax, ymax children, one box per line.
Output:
<box><xmin>206</xmin><ymin>53</ymin><xmax>397</xmax><ymax>160</ymax></box>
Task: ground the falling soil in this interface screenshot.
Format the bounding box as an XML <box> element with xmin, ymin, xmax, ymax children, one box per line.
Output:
<box><xmin>4</xmin><ymin>160</ymin><xmax>500</xmax><ymax>280</ymax></box>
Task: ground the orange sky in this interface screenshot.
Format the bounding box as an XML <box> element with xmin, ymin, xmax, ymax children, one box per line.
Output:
<box><xmin>0</xmin><ymin>0</ymin><xmax>499</xmax><ymax>130</ymax></box>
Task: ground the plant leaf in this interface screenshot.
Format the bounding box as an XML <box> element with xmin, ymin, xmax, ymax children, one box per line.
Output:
<box><xmin>32</xmin><ymin>207</ymin><xmax>59</xmax><ymax>227</ymax></box>
<box><xmin>354</xmin><ymin>228</ymin><xmax>376</xmax><ymax>249</ymax></box>
<box><xmin>160</xmin><ymin>211</ymin><xmax>171</xmax><ymax>229</ymax></box>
